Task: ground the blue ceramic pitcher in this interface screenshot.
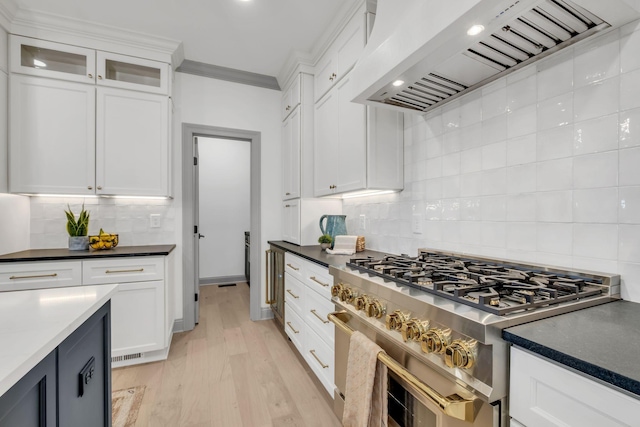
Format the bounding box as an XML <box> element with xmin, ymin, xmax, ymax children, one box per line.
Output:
<box><xmin>319</xmin><ymin>215</ymin><xmax>347</xmax><ymax>248</ymax></box>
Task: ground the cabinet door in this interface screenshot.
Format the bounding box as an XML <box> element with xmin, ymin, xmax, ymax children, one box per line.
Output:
<box><xmin>0</xmin><ymin>71</ymin><xmax>7</xmax><ymax>193</ymax></box>
<box><xmin>58</xmin><ymin>303</ymin><xmax>111</xmax><ymax>427</ymax></box>
<box><xmin>96</xmin><ymin>87</ymin><xmax>169</xmax><ymax>196</ymax></box>
<box><xmin>0</xmin><ymin>350</ymin><xmax>56</xmax><ymax>427</ymax></box>
<box><xmin>282</xmin><ymin>109</ymin><xmax>301</xmax><ymax>200</ymax></box>
<box><xmin>111</xmin><ymin>280</ymin><xmax>165</xmax><ymax>357</ymax></box>
<box><xmin>9</xmin><ymin>75</ymin><xmax>95</xmax><ymax>195</ymax></box>
<box><xmin>10</xmin><ymin>35</ymin><xmax>96</xmax><ymax>84</ymax></box>
<box><xmin>313</xmin><ymin>90</ymin><xmax>339</xmax><ymax>196</ymax></box>
<box><xmin>314</xmin><ymin>53</ymin><xmax>335</xmax><ymax>103</ymax></box>
<box><xmin>96</xmin><ymin>51</ymin><xmax>169</xmax><ymax>95</ymax></box>
<box><xmin>334</xmin><ymin>10</ymin><xmax>366</xmax><ymax>83</ymax></box>
<box><xmin>281</xmin><ymin>74</ymin><xmax>300</xmax><ymax>120</ymax></box>
<box><xmin>335</xmin><ymin>74</ymin><xmax>366</xmax><ymax>193</ymax></box>
<box><xmin>282</xmin><ymin>199</ymin><xmax>300</xmax><ymax>245</ymax></box>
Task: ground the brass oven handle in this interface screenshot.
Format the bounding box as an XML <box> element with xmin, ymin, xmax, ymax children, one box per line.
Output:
<box><xmin>328</xmin><ymin>311</ymin><xmax>478</xmax><ymax>423</ymax></box>
<box><xmin>310</xmin><ymin>350</ymin><xmax>329</xmax><ymax>368</ymax></box>
<box><xmin>10</xmin><ymin>273</ymin><xmax>58</xmax><ymax>280</ymax></box>
<box><xmin>105</xmin><ymin>268</ymin><xmax>144</xmax><ymax>274</ymax></box>
<box><xmin>286</xmin><ymin>321</ymin><xmax>299</xmax><ymax>334</ymax></box>
<box><xmin>286</xmin><ymin>289</ymin><xmax>299</xmax><ymax>299</ymax></box>
<box><xmin>286</xmin><ymin>263</ymin><xmax>299</xmax><ymax>271</ymax></box>
<box><xmin>309</xmin><ymin>276</ymin><xmax>329</xmax><ymax>287</ymax></box>
<box><xmin>265</xmin><ymin>250</ymin><xmax>275</xmax><ymax>304</ymax></box>
<box><xmin>311</xmin><ymin>309</ymin><xmax>330</xmax><ymax>324</ymax></box>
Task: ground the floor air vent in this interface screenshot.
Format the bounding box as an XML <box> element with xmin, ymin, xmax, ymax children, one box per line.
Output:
<box><xmin>112</xmin><ymin>353</ymin><xmax>142</xmax><ymax>363</ymax></box>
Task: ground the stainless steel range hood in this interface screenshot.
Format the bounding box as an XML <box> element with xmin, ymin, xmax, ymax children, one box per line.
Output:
<box><xmin>351</xmin><ymin>0</ymin><xmax>640</xmax><ymax>114</ymax></box>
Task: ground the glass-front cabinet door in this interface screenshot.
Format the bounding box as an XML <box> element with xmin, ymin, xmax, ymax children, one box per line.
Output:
<box><xmin>10</xmin><ymin>35</ymin><xmax>96</xmax><ymax>84</ymax></box>
<box><xmin>97</xmin><ymin>51</ymin><xmax>169</xmax><ymax>95</ymax></box>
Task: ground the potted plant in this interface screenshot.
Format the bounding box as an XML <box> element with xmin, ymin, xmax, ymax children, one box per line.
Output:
<box><xmin>65</xmin><ymin>204</ymin><xmax>90</xmax><ymax>250</ymax></box>
<box><xmin>318</xmin><ymin>234</ymin><xmax>332</xmax><ymax>250</ymax></box>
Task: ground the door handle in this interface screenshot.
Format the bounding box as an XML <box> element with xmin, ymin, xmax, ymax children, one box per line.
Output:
<box><xmin>198</xmin><ymin>234</ymin><xmax>205</xmax><ymax>239</ymax></box>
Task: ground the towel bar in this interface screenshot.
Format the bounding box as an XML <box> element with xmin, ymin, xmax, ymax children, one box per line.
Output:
<box><xmin>328</xmin><ymin>311</ymin><xmax>478</xmax><ymax>423</ymax></box>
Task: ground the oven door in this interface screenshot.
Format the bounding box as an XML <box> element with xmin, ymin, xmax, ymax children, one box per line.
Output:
<box><xmin>330</xmin><ymin>311</ymin><xmax>505</xmax><ymax>427</ymax></box>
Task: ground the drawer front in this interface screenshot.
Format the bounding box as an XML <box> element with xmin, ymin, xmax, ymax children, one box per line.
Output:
<box><xmin>284</xmin><ymin>252</ymin><xmax>304</xmax><ymax>281</ymax></box>
<box><xmin>305</xmin><ymin>262</ymin><xmax>332</xmax><ymax>299</ymax></box>
<box><xmin>305</xmin><ymin>326</ymin><xmax>335</xmax><ymax>396</ymax></box>
<box><xmin>83</xmin><ymin>257</ymin><xmax>164</xmax><ymax>285</ymax></box>
<box><xmin>0</xmin><ymin>261</ymin><xmax>82</xmax><ymax>291</ymax></box>
<box><xmin>284</xmin><ymin>272</ymin><xmax>305</xmax><ymax>315</ymax></box>
<box><xmin>284</xmin><ymin>302</ymin><xmax>305</xmax><ymax>354</ymax></box>
<box><xmin>305</xmin><ymin>288</ymin><xmax>335</xmax><ymax>346</ymax></box>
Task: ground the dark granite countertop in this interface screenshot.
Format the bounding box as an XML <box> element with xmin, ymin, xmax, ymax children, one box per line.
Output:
<box><xmin>503</xmin><ymin>300</ymin><xmax>640</xmax><ymax>397</ymax></box>
<box><xmin>0</xmin><ymin>244</ymin><xmax>176</xmax><ymax>262</ymax></box>
<box><xmin>268</xmin><ymin>240</ymin><xmax>391</xmax><ymax>268</ymax></box>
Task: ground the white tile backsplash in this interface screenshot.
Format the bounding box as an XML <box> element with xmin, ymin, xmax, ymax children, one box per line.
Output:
<box><xmin>344</xmin><ymin>23</ymin><xmax>640</xmax><ymax>302</ymax></box>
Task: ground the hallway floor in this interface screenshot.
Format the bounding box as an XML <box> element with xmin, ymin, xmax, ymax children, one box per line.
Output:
<box><xmin>112</xmin><ymin>283</ymin><xmax>341</xmax><ymax>426</ymax></box>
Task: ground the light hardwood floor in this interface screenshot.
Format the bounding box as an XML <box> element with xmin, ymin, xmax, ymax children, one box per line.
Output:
<box><xmin>112</xmin><ymin>283</ymin><xmax>342</xmax><ymax>427</ymax></box>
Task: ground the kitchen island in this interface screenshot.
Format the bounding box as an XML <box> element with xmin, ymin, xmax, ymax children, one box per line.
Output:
<box><xmin>0</xmin><ymin>284</ymin><xmax>117</xmax><ymax>426</ymax></box>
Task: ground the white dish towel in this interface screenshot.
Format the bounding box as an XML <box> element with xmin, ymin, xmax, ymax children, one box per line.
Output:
<box><xmin>342</xmin><ymin>331</ymin><xmax>388</xmax><ymax>427</ymax></box>
<box><xmin>326</xmin><ymin>235</ymin><xmax>358</xmax><ymax>255</ymax></box>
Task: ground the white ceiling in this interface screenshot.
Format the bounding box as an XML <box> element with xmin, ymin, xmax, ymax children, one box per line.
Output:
<box><xmin>9</xmin><ymin>0</ymin><xmax>353</xmax><ymax>78</ymax></box>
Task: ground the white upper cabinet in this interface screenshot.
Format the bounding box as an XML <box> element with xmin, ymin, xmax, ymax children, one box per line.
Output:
<box><xmin>282</xmin><ymin>107</ymin><xmax>301</xmax><ymax>200</ymax></box>
<box><xmin>281</xmin><ymin>73</ymin><xmax>301</xmax><ymax>121</ymax></box>
<box><xmin>313</xmin><ymin>7</ymin><xmax>366</xmax><ymax>102</ymax></box>
<box><xmin>96</xmin><ymin>88</ymin><xmax>169</xmax><ymax>196</ymax></box>
<box><xmin>9</xmin><ymin>75</ymin><xmax>96</xmax><ymax>195</ymax></box>
<box><xmin>10</xmin><ymin>35</ymin><xmax>169</xmax><ymax>95</ymax></box>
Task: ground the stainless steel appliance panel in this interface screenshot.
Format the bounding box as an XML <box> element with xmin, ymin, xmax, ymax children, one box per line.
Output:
<box><xmin>266</xmin><ymin>245</ymin><xmax>284</xmax><ymax>326</ymax></box>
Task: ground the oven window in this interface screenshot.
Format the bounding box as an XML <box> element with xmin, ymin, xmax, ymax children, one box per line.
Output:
<box><xmin>388</xmin><ymin>374</ymin><xmax>437</xmax><ymax>427</ymax></box>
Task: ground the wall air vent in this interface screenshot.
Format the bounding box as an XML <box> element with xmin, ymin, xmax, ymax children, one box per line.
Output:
<box><xmin>371</xmin><ymin>0</ymin><xmax>610</xmax><ymax>113</ymax></box>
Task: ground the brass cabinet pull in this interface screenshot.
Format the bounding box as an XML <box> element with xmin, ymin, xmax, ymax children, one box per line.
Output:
<box><xmin>105</xmin><ymin>268</ymin><xmax>144</xmax><ymax>274</ymax></box>
<box><xmin>285</xmin><ymin>192</ymin><xmax>291</xmax><ymax>195</ymax></box>
<box><xmin>9</xmin><ymin>273</ymin><xmax>58</xmax><ymax>280</ymax></box>
<box><xmin>286</xmin><ymin>321</ymin><xmax>299</xmax><ymax>334</ymax></box>
<box><xmin>286</xmin><ymin>289</ymin><xmax>299</xmax><ymax>299</ymax></box>
<box><xmin>87</xmin><ymin>186</ymin><xmax>93</xmax><ymax>190</ymax></box>
<box><xmin>310</xmin><ymin>350</ymin><xmax>329</xmax><ymax>368</ymax></box>
<box><xmin>285</xmin><ymin>204</ymin><xmax>291</xmax><ymax>208</ymax></box>
<box><xmin>311</xmin><ymin>309</ymin><xmax>330</xmax><ymax>324</ymax></box>
<box><xmin>88</xmin><ymin>73</ymin><xmax>93</xmax><ymax>78</ymax></box>
<box><xmin>265</xmin><ymin>250</ymin><xmax>274</xmax><ymax>304</ymax></box>
<box><xmin>97</xmin><ymin>186</ymin><xmax>103</xmax><ymax>190</ymax></box>
<box><xmin>310</xmin><ymin>276</ymin><xmax>329</xmax><ymax>287</ymax></box>
<box><xmin>328</xmin><ymin>311</ymin><xmax>478</xmax><ymax>422</ymax></box>
<box><xmin>286</xmin><ymin>263</ymin><xmax>299</xmax><ymax>271</ymax></box>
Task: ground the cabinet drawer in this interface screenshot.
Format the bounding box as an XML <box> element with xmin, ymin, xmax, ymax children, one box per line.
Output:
<box><xmin>284</xmin><ymin>272</ymin><xmax>305</xmax><ymax>315</ymax></box>
<box><xmin>284</xmin><ymin>302</ymin><xmax>305</xmax><ymax>354</ymax></box>
<box><xmin>0</xmin><ymin>261</ymin><xmax>82</xmax><ymax>291</ymax></box>
<box><xmin>305</xmin><ymin>262</ymin><xmax>332</xmax><ymax>299</ymax></box>
<box><xmin>284</xmin><ymin>252</ymin><xmax>304</xmax><ymax>281</ymax></box>
<box><xmin>83</xmin><ymin>257</ymin><xmax>164</xmax><ymax>285</ymax></box>
<box><xmin>305</xmin><ymin>326</ymin><xmax>335</xmax><ymax>396</ymax></box>
<box><xmin>305</xmin><ymin>288</ymin><xmax>335</xmax><ymax>346</ymax></box>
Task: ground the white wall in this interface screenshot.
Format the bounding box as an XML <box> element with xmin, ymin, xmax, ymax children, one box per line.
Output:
<box><xmin>0</xmin><ymin>194</ymin><xmax>30</xmax><ymax>255</ymax></box>
<box><xmin>174</xmin><ymin>72</ymin><xmax>282</xmax><ymax>314</ymax></box>
<box><xmin>343</xmin><ymin>20</ymin><xmax>640</xmax><ymax>303</ymax></box>
<box><xmin>1</xmin><ymin>23</ymin><xmax>9</xmax><ymax>193</ymax></box>
<box><xmin>197</xmin><ymin>137</ymin><xmax>250</xmax><ymax>280</ymax></box>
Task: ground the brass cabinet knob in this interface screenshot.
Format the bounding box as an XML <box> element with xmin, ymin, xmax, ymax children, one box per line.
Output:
<box><xmin>401</xmin><ymin>319</ymin><xmax>430</xmax><ymax>342</ymax></box>
<box><xmin>98</xmin><ymin>75</ymin><xmax>103</xmax><ymax>80</ymax></box>
<box><xmin>88</xmin><ymin>73</ymin><xmax>93</xmax><ymax>78</ymax></box>
<box><xmin>97</xmin><ymin>186</ymin><xmax>102</xmax><ymax>190</ymax></box>
<box><xmin>385</xmin><ymin>310</ymin><xmax>410</xmax><ymax>331</ymax></box>
<box><xmin>354</xmin><ymin>295</ymin><xmax>370</xmax><ymax>311</ymax></box>
<box><xmin>365</xmin><ymin>299</ymin><xmax>385</xmax><ymax>318</ymax></box>
<box><xmin>87</xmin><ymin>186</ymin><xmax>93</xmax><ymax>190</ymax></box>
<box><xmin>421</xmin><ymin>328</ymin><xmax>452</xmax><ymax>354</ymax></box>
<box><xmin>444</xmin><ymin>340</ymin><xmax>477</xmax><ymax>369</ymax></box>
<box><xmin>331</xmin><ymin>283</ymin><xmax>343</xmax><ymax>298</ymax></box>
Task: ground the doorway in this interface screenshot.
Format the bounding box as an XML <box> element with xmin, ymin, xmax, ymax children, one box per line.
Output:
<box><xmin>181</xmin><ymin>124</ymin><xmax>262</xmax><ymax>331</ymax></box>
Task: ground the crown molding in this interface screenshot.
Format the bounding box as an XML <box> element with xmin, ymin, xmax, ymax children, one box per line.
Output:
<box><xmin>277</xmin><ymin>50</ymin><xmax>315</xmax><ymax>90</ymax></box>
<box><xmin>176</xmin><ymin>60</ymin><xmax>280</xmax><ymax>91</ymax></box>
<box><xmin>0</xmin><ymin>0</ymin><xmax>18</xmax><ymax>32</ymax></box>
<box><xmin>9</xmin><ymin>8</ymin><xmax>180</xmax><ymax>64</ymax></box>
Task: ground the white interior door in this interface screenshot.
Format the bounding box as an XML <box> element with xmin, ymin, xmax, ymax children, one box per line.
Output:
<box><xmin>193</xmin><ymin>137</ymin><xmax>201</xmax><ymax>324</ymax></box>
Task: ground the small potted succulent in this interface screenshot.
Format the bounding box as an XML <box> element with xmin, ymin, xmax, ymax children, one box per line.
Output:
<box><xmin>318</xmin><ymin>234</ymin><xmax>332</xmax><ymax>250</ymax></box>
<box><xmin>65</xmin><ymin>204</ymin><xmax>90</xmax><ymax>250</ymax></box>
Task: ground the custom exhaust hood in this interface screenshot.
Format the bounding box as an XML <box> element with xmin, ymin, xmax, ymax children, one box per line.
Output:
<box><xmin>350</xmin><ymin>0</ymin><xmax>640</xmax><ymax>114</ymax></box>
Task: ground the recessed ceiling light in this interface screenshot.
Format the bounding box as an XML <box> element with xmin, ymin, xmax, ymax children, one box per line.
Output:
<box><xmin>33</xmin><ymin>59</ymin><xmax>47</xmax><ymax>67</ymax></box>
<box><xmin>467</xmin><ymin>25</ymin><xmax>485</xmax><ymax>36</ymax></box>
<box><xmin>392</xmin><ymin>80</ymin><xmax>405</xmax><ymax>87</ymax></box>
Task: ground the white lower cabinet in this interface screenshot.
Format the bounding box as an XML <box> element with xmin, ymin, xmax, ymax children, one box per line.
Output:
<box><xmin>283</xmin><ymin>252</ymin><xmax>335</xmax><ymax>396</ymax></box>
<box><xmin>510</xmin><ymin>346</ymin><xmax>640</xmax><ymax>427</ymax></box>
<box><xmin>0</xmin><ymin>260</ymin><xmax>82</xmax><ymax>291</ymax></box>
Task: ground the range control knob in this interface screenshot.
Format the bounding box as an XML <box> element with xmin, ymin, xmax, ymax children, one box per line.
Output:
<box><xmin>421</xmin><ymin>328</ymin><xmax>452</xmax><ymax>354</ymax></box>
<box><xmin>340</xmin><ymin>287</ymin><xmax>357</xmax><ymax>303</ymax></box>
<box><xmin>401</xmin><ymin>319</ymin><xmax>430</xmax><ymax>342</ymax></box>
<box><xmin>365</xmin><ymin>299</ymin><xmax>385</xmax><ymax>318</ymax></box>
<box><xmin>385</xmin><ymin>310</ymin><xmax>410</xmax><ymax>331</ymax></box>
<box><xmin>330</xmin><ymin>283</ymin><xmax>343</xmax><ymax>298</ymax></box>
<box><xmin>444</xmin><ymin>340</ymin><xmax>477</xmax><ymax>369</ymax></box>
<box><xmin>354</xmin><ymin>295</ymin><xmax>370</xmax><ymax>311</ymax></box>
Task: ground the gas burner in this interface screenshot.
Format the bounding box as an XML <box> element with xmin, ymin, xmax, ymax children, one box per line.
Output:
<box><xmin>347</xmin><ymin>251</ymin><xmax>607</xmax><ymax>315</ymax></box>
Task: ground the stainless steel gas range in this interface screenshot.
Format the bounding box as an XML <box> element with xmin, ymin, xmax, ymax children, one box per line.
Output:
<box><xmin>329</xmin><ymin>249</ymin><xmax>620</xmax><ymax>427</ymax></box>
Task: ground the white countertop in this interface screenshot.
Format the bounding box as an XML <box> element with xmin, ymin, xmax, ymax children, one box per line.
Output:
<box><xmin>0</xmin><ymin>284</ymin><xmax>118</xmax><ymax>396</ymax></box>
